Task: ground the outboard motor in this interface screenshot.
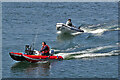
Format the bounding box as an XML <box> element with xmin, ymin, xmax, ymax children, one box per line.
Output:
<box><xmin>25</xmin><ymin>45</ymin><xmax>34</xmax><ymax>55</ymax></box>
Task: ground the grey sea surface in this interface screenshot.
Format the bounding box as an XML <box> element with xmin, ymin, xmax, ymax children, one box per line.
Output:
<box><xmin>2</xmin><ymin>2</ymin><xmax>119</xmax><ymax>78</ymax></box>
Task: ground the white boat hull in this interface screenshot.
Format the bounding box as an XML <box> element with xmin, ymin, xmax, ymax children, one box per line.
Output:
<box><xmin>56</xmin><ymin>23</ymin><xmax>84</xmax><ymax>34</ymax></box>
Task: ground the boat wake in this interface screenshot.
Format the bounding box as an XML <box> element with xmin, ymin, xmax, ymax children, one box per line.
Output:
<box><xmin>73</xmin><ymin>51</ymin><xmax>119</xmax><ymax>59</ymax></box>
<box><xmin>79</xmin><ymin>24</ymin><xmax>118</xmax><ymax>36</ymax></box>
<box><xmin>54</xmin><ymin>45</ymin><xmax>120</xmax><ymax>59</ymax></box>
<box><xmin>57</xmin><ymin>23</ymin><xmax>119</xmax><ymax>36</ymax></box>
<box><xmin>55</xmin><ymin>21</ymin><xmax>119</xmax><ymax>59</ymax></box>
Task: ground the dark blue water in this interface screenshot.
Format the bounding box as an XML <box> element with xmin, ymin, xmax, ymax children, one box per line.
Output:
<box><xmin>2</xmin><ymin>2</ymin><xmax>119</xmax><ymax>78</ymax></box>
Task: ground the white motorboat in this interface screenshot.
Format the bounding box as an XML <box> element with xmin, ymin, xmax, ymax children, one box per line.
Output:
<box><xmin>56</xmin><ymin>23</ymin><xmax>84</xmax><ymax>34</ymax></box>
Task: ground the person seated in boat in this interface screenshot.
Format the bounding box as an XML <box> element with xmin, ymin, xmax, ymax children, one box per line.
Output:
<box><xmin>66</xmin><ymin>19</ymin><xmax>75</xmax><ymax>27</ymax></box>
<box><xmin>78</xmin><ymin>26</ymin><xmax>81</xmax><ymax>29</ymax></box>
<box><xmin>40</xmin><ymin>42</ymin><xmax>50</xmax><ymax>56</ymax></box>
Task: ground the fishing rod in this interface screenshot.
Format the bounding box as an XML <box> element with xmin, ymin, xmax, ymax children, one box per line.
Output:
<box><xmin>30</xmin><ymin>28</ymin><xmax>39</xmax><ymax>51</ymax></box>
<box><xmin>25</xmin><ymin>27</ymin><xmax>39</xmax><ymax>55</ymax></box>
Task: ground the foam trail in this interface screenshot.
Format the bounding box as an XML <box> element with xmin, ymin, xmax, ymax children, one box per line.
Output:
<box><xmin>56</xmin><ymin>31</ymin><xmax>61</xmax><ymax>34</ymax></box>
<box><xmin>55</xmin><ymin>45</ymin><xmax>116</xmax><ymax>59</ymax></box>
<box><xmin>73</xmin><ymin>50</ymin><xmax>120</xmax><ymax>59</ymax></box>
<box><xmin>83</xmin><ymin>24</ymin><xmax>118</xmax><ymax>35</ymax></box>
<box><xmin>81</xmin><ymin>45</ymin><xmax>115</xmax><ymax>53</ymax></box>
<box><xmin>37</xmin><ymin>61</ymin><xmax>48</xmax><ymax>63</ymax></box>
<box><xmin>71</xmin><ymin>32</ymin><xmax>82</xmax><ymax>36</ymax></box>
<box><xmin>116</xmin><ymin>28</ymin><xmax>120</xmax><ymax>30</ymax></box>
<box><xmin>54</xmin><ymin>45</ymin><xmax>81</xmax><ymax>52</ymax></box>
<box><xmin>54</xmin><ymin>49</ymin><xmax>61</xmax><ymax>52</ymax></box>
<box><xmin>110</xmin><ymin>27</ymin><xmax>120</xmax><ymax>31</ymax></box>
<box><xmin>83</xmin><ymin>28</ymin><xmax>108</xmax><ymax>36</ymax></box>
<box><xmin>89</xmin><ymin>29</ymin><xmax>107</xmax><ymax>34</ymax></box>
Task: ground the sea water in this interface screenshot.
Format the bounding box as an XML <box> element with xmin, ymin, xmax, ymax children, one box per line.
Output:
<box><xmin>2</xmin><ymin>2</ymin><xmax>119</xmax><ymax>78</ymax></box>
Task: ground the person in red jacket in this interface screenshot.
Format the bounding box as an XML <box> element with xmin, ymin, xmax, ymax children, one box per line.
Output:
<box><xmin>40</xmin><ymin>42</ymin><xmax>50</xmax><ymax>56</ymax></box>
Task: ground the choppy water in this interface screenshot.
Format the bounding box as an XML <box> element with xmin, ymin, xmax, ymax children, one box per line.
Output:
<box><xmin>2</xmin><ymin>2</ymin><xmax>119</xmax><ymax>78</ymax></box>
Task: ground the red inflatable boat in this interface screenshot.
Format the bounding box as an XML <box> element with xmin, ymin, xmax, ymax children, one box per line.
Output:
<box><xmin>9</xmin><ymin>52</ymin><xmax>26</xmax><ymax>61</ymax></box>
<box><xmin>9</xmin><ymin>52</ymin><xmax>63</xmax><ymax>63</ymax></box>
<box><xmin>23</xmin><ymin>54</ymin><xmax>63</xmax><ymax>63</ymax></box>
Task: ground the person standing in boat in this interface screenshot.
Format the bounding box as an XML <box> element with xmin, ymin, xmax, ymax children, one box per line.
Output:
<box><xmin>66</xmin><ymin>19</ymin><xmax>75</xmax><ymax>27</ymax></box>
<box><xmin>40</xmin><ymin>42</ymin><xmax>50</xmax><ymax>56</ymax></box>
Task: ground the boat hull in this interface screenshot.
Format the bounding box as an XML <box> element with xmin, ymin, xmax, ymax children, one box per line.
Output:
<box><xmin>23</xmin><ymin>54</ymin><xmax>63</xmax><ymax>63</ymax></box>
<box><xmin>9</xmin><ymin>52</ymin><xmax>26</xmax><ymax>61</ymax></box>
<box><xmin>9</xmin><ymin>52</ymin><xmax>63</xmax><ymax>63</ymax></box>
<box><xmin>56</xmin><ymin>23</ymin><xmax>84</xmax><ymax>34</ymax></box>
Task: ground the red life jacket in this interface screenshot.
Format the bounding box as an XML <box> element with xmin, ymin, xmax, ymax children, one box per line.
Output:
<box><xmin>41</xmin><ymin>45</ymin><xmax>50</xmax><ymax>54</ymax></box>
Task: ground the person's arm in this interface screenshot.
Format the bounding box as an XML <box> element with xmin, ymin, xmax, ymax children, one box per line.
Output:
<box><xmin>66</xmin><ymin>21</ymin><xmax>69</xmax><ymax>26</ymax></box>
<box><xmin>40</xmin><ymin>46</ymin><xmax>47</xmax><ymax>52</ymax></box>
